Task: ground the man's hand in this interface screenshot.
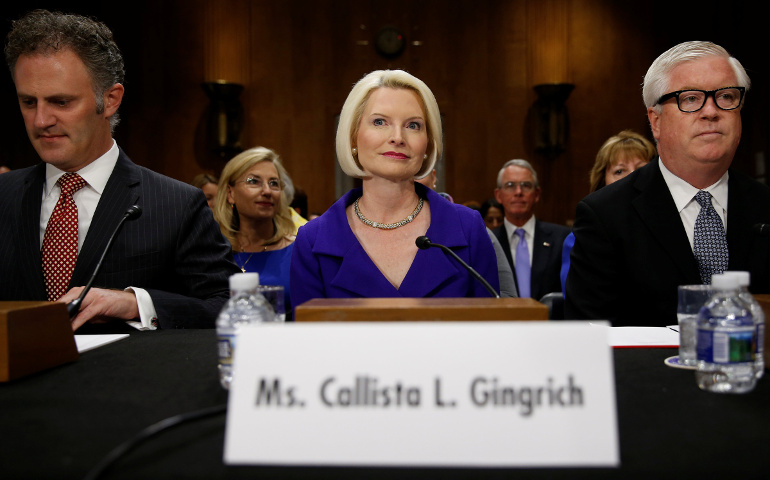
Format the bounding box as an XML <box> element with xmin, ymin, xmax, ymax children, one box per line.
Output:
<box><xmin>58</xmin><ymin>287</ymin><xmax>140</xmax><ymax>331</ymax></box>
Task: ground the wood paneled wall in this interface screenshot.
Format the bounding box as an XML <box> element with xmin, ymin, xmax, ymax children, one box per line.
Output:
<box><xmin>1</xmin><ymin>1</ymin><xmax>766</xmax><ymax>225</ymax></box>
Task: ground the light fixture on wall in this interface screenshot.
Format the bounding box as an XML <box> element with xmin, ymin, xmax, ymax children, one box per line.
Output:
<box><xmin>532</xmin><ymin>83</ymin><xmax>574</xmax><ymax>159</ymax></box>
<box><xmin>202</xmin><ymin>80</ymin><xmax>245</xmax><ymax>160</ymax></box>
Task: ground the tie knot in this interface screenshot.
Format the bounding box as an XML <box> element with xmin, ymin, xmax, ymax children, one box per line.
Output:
<box><xmin>515</xmin><ymin>228</ymin><xmax>525</xmax><ymax>239</ymax></box>
<box><xmin>57</xmin><ymin>173</ymin><xmax>87</xmax><ymax>196</ymax></box>
<box><xmin>694</xmin><ymin>190</ymin><xmax>712</xmax><ymax>208</ymax></box>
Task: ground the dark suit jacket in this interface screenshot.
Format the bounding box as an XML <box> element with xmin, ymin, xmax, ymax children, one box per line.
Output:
<box><xmin>565</xmin><ymin>158</ymin><xmax>770</xmax><ymax>326</ymax></box>
<box><xmin>0</xmin><ymin>149</ymin><xmax>239</xmax><ymax>329</ymax></box>
<box><xmin>290</xmin><ymin>183</ymin><xmax>500</xmax><ymax>312</ymax></box>
<box><xmin>493</xmin><ymin>219</ymin><xmax>570</xmax><ymax>300</ymax></box>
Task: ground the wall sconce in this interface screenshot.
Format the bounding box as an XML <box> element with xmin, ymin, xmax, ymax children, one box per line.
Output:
<box><xmin>202</xmin><ymin>81</ymin><xmax>245</xmax><ymax>159</ymax></box>
<box><xmin>532</xmin><ymin>83</ymin><xmax>574</xmax><ymax>159</ymax></box>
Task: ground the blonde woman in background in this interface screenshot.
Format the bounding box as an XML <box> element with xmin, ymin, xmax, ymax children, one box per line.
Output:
<box><xmin>561</xmin><ymin>130</ymin><xmax>656</xmax><ymax>292</ymax></box>
<box><xmin>214</xmin><ymin>147</ymin><xmax>296</xmax><ymax>318</ymax></box>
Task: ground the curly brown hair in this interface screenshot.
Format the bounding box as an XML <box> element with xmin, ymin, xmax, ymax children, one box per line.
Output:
<box><xmin>4</xmin><ymin>9</ymin><xmax>125</xmax><ymax>131</ymax></box>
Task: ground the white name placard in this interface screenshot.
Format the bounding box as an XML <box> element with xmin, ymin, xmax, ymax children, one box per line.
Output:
<box><xmin>224</xmin><ymin>321</ymin><xmax>619</xmax><ymax>467</ymax></box>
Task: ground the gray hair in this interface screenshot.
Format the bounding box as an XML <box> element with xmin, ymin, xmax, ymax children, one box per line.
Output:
<box><xmin>642</xmin><ymin>41</ymin><xmax>750</xmax><ymax>113</ymax></box>
<box><xmin>496</xmin><ymin>159</ymin><xmax>539</xmax><ymax>188</ymax></box>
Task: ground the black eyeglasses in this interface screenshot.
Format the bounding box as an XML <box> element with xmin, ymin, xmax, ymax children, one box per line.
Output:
<box><xmin>655</xmin><ymin>87</ymin><xmax>745</xmax><ymax>113</ymax></box>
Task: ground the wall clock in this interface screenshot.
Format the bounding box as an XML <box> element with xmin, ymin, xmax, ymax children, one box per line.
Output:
<box><xmin>374</xmin><ymin>26</ymin><xmax>406</xmax><ymax>58</ymax></box>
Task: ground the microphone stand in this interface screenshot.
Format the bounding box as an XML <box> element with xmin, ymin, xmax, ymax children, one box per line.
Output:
<box><xmin>415</xmin><ymin>236</ymin><xmax>500</xmax><ymax>298</ymax></box>
<box><xmin>67</xmin><ymin>206</ymin><xmax>143</xmax><ymax>318</ymax></box>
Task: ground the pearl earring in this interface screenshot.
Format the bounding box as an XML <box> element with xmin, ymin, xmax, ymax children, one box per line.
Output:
<box><xmin>352</xmin><ymin>148</ymin><xmax>358</xmax><ymax>156</ymax></box>
<box><xmin>424</xmin><ymin>154</ymin><xmax>428</xmax><ymax>160</ymax></box>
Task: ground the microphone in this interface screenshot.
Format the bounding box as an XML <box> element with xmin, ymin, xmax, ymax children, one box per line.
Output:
<box><xmin>415</xmin><ymin>235</ymin><xmax>500</xmax><ymax>298</ymax></box>
<box><xmin>66</xmin><ymin>205</ymin><xmax>143</xmax><ymax>318</ymax></box>
<box><xmin>753</xmin><ymin>223</ymin><xmax>770</xmax><ymax>238</ymax></box>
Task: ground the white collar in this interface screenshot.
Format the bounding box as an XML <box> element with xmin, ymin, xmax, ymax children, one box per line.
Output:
<box><xmin>504</xmin><ymin>215</ymin><xmax>536</xmax><ymax>241</ymax></box>
<box><xmin>658</xmin><ymin>158</ymin><xmax>729</xmax><ymax>213</ymax></box>
<box><xmin>44</xmin><ymin>141</ymin><xmax>119</xmax><ymax>196</ymax></box>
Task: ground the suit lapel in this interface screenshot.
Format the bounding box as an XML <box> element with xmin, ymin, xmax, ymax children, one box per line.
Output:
<box><xmin>312</xmin><ymin>189</ymin><xmax>397</xmax><ymax>297</ymax></box>
<box><xmin>402</xmin><ymin>188</ymin><xmax>473</xmax><ymax>296</ymax></box>
<box><xmin>726</xmin><ymin>171</ymin><xmax>757</xmax><ymax>270</ymax></box>
<box><xmin>330</xmin><ymin>242</ymin><xmax>399</xmax><ymax>296</ymax></box>
<box><xmin>632</xmin><ymin>159</ymin><xmax>700</xmax><ymax>280</ymax></box>
<box><xmin>18</xmin><ymin>165</ymin><xmax>48</xmax><ymax>298</ymax></box>
<box><xmin>70</xmin><ymin>151</ymin><xmax>141</xmax><ymax>287</ymax></box>
<box><xmin>530</xmin><ymin>221</ymin><xmax>554</xmax><ymax>299</ymax></box>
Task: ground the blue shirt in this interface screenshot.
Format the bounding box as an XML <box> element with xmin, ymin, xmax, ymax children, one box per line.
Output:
<box><xmin>234</xmin><ymin>243</ymin><xmax>294</xmax><ymax>320</ymax></box>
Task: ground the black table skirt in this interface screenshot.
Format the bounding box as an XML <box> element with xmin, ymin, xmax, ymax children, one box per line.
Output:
<box><xmin>1</xmin><ymin>329</ymin><xmax>768</xmax><ymax>479</ymax></box>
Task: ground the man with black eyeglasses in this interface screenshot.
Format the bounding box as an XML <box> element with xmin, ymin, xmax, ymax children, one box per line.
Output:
<box><xmin>492</xmin><ymin>159</ymin><xmax>570</xmax><ymax>300</ymax></box>
<box><xmin>565</xmin><ymin>41</ymin><xmax>770</xmax><ymax>326</ymax></box>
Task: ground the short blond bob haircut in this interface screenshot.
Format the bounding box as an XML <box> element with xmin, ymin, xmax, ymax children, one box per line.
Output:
<box><xmin>213</xmin><ymin>146</ymin><xmax>296</xmax><ymax>250</ymax></box>
<box><xmin>335</xmin><ymin>69</ymin><xmax>442</xmax><ymax>179</ymax></box>
<box><xmin>588</xmin><ymin>130</ymin><xmax>656</xmax><ymax>192</ymax></box>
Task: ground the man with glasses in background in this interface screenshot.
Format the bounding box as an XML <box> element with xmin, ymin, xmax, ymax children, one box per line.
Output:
<box><xmin>493</xmin><ymin>159</ymin><xmax>570</xmax><ymax>300</ymax></box>
<box><xmin>565</xmin><ymin>41</ymin><xmax>770</xmax><ymax>326</ymax></box>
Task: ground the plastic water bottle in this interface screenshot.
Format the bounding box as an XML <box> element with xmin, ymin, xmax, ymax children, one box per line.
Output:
<box><xmin>216</xmin><ymin>272</ymin><xmax>274</xmax><ymax>389</ymax></box>
<box><xmin>696</xmin><ymin>273</ymin><xmax>757</xmax><ymax>393</ymax></box>
<box><xmin>723</xmin><ymin>271</ymin><xmax>765</xmax><ymax>378</ymax></box>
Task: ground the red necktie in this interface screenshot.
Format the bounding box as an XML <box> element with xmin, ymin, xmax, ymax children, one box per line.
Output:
<box><xmin>42</xmin><ymin>173</ymin><xmax>87</xmax><ymax>301</ymax></box>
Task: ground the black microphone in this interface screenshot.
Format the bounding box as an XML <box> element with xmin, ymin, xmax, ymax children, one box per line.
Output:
<box><xmin>415</xmin><ymin>235</ymin><xmax>500</xmax><ymax>298</ymax></box>
<box><xmin>66</xmin><ymin>205</ymin><xmax>143</xmax><ymax>318</ymax></box>
<box><xmin>753</xmin><ymin>223</ymin><xmax>770</xmax><ymax>238</ymax></box>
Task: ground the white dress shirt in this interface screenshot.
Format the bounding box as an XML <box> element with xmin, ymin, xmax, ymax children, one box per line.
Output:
<box><xmin>658</xmin><ymin>159</ymin><xmax>728</xmax><ymax>250</ymax></box>
<box><xmin>40</xmin><ymin>141</ymin><xmax>158</xmax><ymax>330</ymax></box>
<box><xmin>504</xmin><ymin>215</ymin><xmax>536</xmax><ymax>267</ymax></box>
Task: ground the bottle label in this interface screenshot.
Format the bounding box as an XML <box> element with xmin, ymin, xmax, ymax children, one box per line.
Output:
<box><xmin>218</xmin><ymin>334</ymin><xmax>235</xmax><ymax>365</ymax></box>
<box><xmin>697</xmin><ymin>326</ymin><xmax>755</xmax><ymax>364</ymax></box>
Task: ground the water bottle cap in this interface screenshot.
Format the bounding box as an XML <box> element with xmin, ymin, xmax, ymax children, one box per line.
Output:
<box><xmin>721</xmin><ymin>270</ymin><xmax>750</xmax><ymax>287</ymax></box>
<box><xmin>711</xmin><ymin>273</ymin><xmax>738</xmax><ymax>290</ymax></box>
<box><xmin>229</xmin><ymin>272</ymin><xmax>260</xmax><ymax>291</ymax></box>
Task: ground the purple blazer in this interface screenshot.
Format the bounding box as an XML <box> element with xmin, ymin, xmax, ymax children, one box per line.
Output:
<box><xmin>290</xmin><ymin>183</ymin><xmax>499</xmax><ymax>312</ymax></box>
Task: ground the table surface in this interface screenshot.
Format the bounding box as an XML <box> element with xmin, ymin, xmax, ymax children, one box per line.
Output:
<box><xmin>1</xmin><ymin>329</ymin><xmax>768</xmax><ymax>480</ymax></box>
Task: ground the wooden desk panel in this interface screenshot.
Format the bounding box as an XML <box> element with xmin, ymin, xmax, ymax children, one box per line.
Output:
<box><xmin>295</xmin><ymin>297</ymin><xmax>548</xmax><ymax>322</ymax></box>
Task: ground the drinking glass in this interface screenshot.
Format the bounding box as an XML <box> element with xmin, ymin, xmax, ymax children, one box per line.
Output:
<box><xmin>257</xmin><ymin>285</ymin><xmax>286</xmax><ymax>322</ymax></box>
<box><xmin>677</xmin><ymin>285</ymin><xmax>713</xmax><ymax>366</ymax></box>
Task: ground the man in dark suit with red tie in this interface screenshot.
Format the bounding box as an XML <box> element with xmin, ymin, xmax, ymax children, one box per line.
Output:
<box><xmin>0</xmin><ymin>10</ymin><xmax>239</xmax><ymax>331</ymax></box>
<box><xmin>565</xmin><ymin>41</ymin><xmax>770</xmax><ymax>326</ymax></box>
<box><xmin>492</xmin><ymin>159</ymin><xmax>570</xmax><ymax>301</ymax></box>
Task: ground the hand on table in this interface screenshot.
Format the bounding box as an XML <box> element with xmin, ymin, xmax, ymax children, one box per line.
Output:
<box><xmin>58</xmin><ymin>287</ymin><xmax>140</xmax><ymax>331</ymax></box>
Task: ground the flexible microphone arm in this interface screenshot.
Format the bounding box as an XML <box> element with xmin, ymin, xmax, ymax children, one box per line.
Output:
<box><xmin>67</xmin><ymin>205</ymin><xmax>143</xmax><ymax>318</ymax></box>
<box><xmin>415</xmin><ymin>236</ymin><xmax>500</xmax><ymax>298</ymax></box>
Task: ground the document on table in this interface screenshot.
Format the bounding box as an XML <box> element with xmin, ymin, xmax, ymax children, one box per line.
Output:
<box><xmin>589</xmin><ymin>324</ymin><xmax>680</xmax><ymax>347</ymax></box>
<box><xmin>75</xmin><ymin>334</ymin><xmax>129</xmax><ymax>353</ymax></box>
